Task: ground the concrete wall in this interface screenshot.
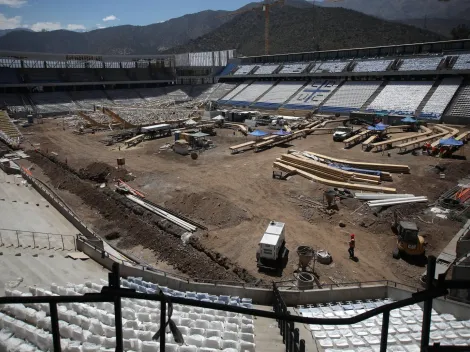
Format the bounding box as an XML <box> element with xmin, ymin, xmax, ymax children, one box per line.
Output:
<box><xmin>456</xmin><ymin>220</ymin><xmax>470</xmax><ymax>258</ymax></box>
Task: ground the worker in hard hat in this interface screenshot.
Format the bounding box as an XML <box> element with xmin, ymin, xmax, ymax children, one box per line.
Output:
<box><xmin>348</xmin><ymin>234</ymin><xmax>356</xmax><ymax>259</ymax></box>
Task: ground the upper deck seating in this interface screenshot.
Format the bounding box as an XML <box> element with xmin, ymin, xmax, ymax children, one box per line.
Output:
<box><xmin>353</xmin><ymin>59</ymin><xmax>392</xmax><ymax>73</ymax></box>
<box><xmin>398</xmin><ymin>57</ymin><xmax>443</xmax><ymax>71</ymax></box>
<box><xmin>233</xmin><ymin>65</ymin><xmax>258</xmax><ymax>76</ymax></box>
<box><xmin>453</xmin><ymin>54</ymin><xmax>470</xmax><ymax>70</ymax></box>
<box><xmin>253</xmin><ymin>64</ymin><xmax>279</xmax><ymax>75</ymax></box>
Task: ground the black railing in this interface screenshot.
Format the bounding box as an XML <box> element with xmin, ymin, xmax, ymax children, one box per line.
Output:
<box><xmin>273</xmin><ymin>282</ymin><xmax>305</xmax><ymax>352</ymax></box>
<box><xmin>0</xmin><ymin>258</ymin><xmax>469</xmax><ymax>352</ymax></box>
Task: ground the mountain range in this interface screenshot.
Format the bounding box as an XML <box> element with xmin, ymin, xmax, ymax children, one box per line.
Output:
<box><xmin>0</xmin><ymin>0</ymin><xmax>463</xmax><ymax>56</ymax></box>
<box><xmin>166</xmin><ymin>6</ymin><xmax>442</xmax><ymax>56</ymax></box>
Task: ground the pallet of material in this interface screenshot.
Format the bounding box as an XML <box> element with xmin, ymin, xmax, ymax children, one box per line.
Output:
<box><xmin>302</xmin><ymin>151</ymin><xmax>410</xmax><ymax>174</ymax></box>
<box><xmin>273</xmin><ymin>162</ymin><xmax>397</xmax><ymax>194</ymax></box>
<box><xmin>280</xmin><ymin>154</ymin><xmax>381</xmax><ymax>184</ymax></box>
<box><xmin>370</xmin><ymin>126</ymin><xmax>433</xmax><ymax>151</ymax></box>
<box><xmin>362</xmin><ymin>135</ymin><xmax>378</xmax><ymax>150</ymax></box>
<box><xmin>397</xmin><ymin>131</ymin><xmax>448</xmax><ymax>152</ymax></box>
<box><xmin>229</xmin><ymin>141</ymin><xmax>255</xmax><ymax>154</ymax></box>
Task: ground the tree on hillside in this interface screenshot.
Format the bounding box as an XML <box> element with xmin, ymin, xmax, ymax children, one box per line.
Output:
<box><xmin>451</xmin><ymin>24</ymin><xmax>470</xmax><ymax>39</ymax></box>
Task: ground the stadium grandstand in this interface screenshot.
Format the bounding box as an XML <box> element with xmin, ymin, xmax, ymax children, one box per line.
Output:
<box><xmin>215</xmin><ymin>39</ymin><xmax>470</xmax><ymax>125</ymax></box>
<box><xmin>1</xmin><ymin>38</ymin><xmax>470</xmax><ymax>352</ymax></box>
<box><xmin>1</xmin><ymin>40</ymin><xmax>470</xmax><ymax>126</ymax></box>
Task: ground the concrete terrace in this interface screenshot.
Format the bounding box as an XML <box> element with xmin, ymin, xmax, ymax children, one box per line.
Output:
<box><xmin>0</xmin><ymin>169</ymin><xmax>108</xmax><ymax>294</ymax></box>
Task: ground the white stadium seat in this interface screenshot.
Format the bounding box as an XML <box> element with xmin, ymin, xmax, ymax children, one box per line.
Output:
<box><xmin>321</xmin><ymin>81</ymin><xmax>382</xmax><ymax>113</ymax></box>
<box><xmin>353</xmin><ymin>59</ymin><xmax>392</xmax><ymax>72</ymax></box>
<box><xmin>367</xmin><ymin>81</ymin><xmax>433</xmax><ymax>115</ymax></box>
<box><xmin>398</xmin><ymin>57</ymin><xmax>443</xmax><ymax>71</ymax></box>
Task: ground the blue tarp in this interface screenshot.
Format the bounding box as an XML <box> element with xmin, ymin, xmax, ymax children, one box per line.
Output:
<box><xmin>439</xmin><ymin>137</ymin><xmax>464</xmax><ymax>147</ymax></box>
<box><xmin>367</xmin><ymin>123</ymin><xmax>388</xmax><ymax>131</ymax></box>
<box><xmin>329</xmin><ymin>163</ymin><xmax>382</xmax><ymax>176</ymax></box>
<box><xmin>249</xmin><ymin>130</ymin><xmax>269</xmax><ymax>137</ymax></box>
<box><xmin>272</xmin><ymin>130</ymin><xmax>291</xmax><ymax>136</ymax></box>
<box><xmin>401</xmin><ymin>116</ymin><xmax>417</xmax><ymax>123</ymax></box>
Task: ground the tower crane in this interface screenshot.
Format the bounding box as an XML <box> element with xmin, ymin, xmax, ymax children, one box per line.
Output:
<box><xmin>217</xmin><ymin>0</ymin><xmax>285</xmax><ymax>56</ymax></box>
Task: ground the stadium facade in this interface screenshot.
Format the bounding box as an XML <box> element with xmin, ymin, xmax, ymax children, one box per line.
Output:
<box><xmin>0</xmin><ymin>39</ymin><xmax>469</xmax><ymax>124</ymax></box>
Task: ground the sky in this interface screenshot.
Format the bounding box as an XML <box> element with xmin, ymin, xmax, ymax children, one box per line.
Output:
<box><xmin>0</xmin><ymin>0</ymin><xmax>256</xmax><ymax>31</ymax></box>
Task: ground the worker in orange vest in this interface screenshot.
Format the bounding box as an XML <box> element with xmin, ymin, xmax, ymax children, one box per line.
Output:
<box><xmin>348</xmin><ymin>234</ymin><xmax>356</xmax><ymax>259</ymax></box>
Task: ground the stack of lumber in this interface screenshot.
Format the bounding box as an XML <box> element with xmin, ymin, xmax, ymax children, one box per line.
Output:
<box><xmin>396</xmin><ymin>126</ymin><xmax>449</xmax><ymax>152</ymax></box>
<box><xmin>370</xmin><ymin>126</ymin><xmax>433</xmax><ymax>150</ymax></box>
<box><xmin>430</xmin><ymin>125</ymin><xmax>460</xmax><ymax>148</ymax></box>
<box><xmin>278</xmin><ymin>154</ymin><xmax>381</xmax><ymax>185</ymax></box>
<box><xmin>301</xmin><ymin>151</ymin><xmax>410</xmax><ymax>175</ymax></box>
<box><xmin>456</xmin><ymin>131</ymin><xmax>470</xmax><ymax>141</ymax></box>
<box><xmin>273</xmin><ymin>162</ymin><xmax>397</xmax><ymax>194</ymax></box>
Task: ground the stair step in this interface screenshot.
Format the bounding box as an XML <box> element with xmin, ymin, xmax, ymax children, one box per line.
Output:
<box><xmin>414</xmin><ymin>80</ymin><xmax>441</xmax><ymax>116</ymax></box>
<box><xmin>360</xmin><ymin>81</ymin><xmax>388</xmax><ymax>111</ymax></box>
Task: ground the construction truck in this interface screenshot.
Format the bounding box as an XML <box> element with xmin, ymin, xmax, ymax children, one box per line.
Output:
<box><xmin>256</xmin><ymin>221</ymin><xmax>289</xmax><ymax>271</ymax></box>
<box><xmin>392</xmin><ymin>212</ymin><xmax>427</xmax><ymax>259</ymax></box>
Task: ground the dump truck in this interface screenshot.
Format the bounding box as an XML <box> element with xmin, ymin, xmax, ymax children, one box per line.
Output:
<box><xmin>256</xmin><ymin>221</ymin><xmax>289</xmax><ymax>271</ymax></box>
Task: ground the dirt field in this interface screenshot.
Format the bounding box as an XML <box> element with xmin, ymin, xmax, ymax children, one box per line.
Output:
<box><xmin>20</xmin><ymin>118</ymin><xmax>470</xmax><ymax>287</ymax></box>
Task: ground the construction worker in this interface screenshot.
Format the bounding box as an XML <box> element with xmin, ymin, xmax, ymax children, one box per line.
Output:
<box><xmin>348</xmin><ymin>234</ymin><xmax>356</xmax><ymax>259</ymax></box>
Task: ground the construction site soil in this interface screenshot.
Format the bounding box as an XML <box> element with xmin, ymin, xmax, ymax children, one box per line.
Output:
<box><xmin>20</xmin><ymin>119</ymin><xmax>470</xmax><ymax>287</ymax></box>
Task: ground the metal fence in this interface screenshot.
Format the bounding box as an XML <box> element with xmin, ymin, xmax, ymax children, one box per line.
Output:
<box><xmin>0</xmin><ymin>257</ymin><xmax>469</xmax><ymax>352</ymax></box>
<box><xmin>0</xmin><ymin>228</ymin><xmax>76</xmax><ymax>250</ymax></box>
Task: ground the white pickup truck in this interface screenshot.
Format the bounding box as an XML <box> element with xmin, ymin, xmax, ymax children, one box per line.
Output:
<box><xmin>333</xmin><ymin>126</ymin><xmax>360</xmax><ymax>142</ymax></box>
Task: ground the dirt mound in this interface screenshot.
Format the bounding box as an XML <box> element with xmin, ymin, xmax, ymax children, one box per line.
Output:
<box><xmin>26</xmin><ymin>151</ymin><xmax>260</xmax><ymax>284</ymax></box>
<box><xmin>165</xmin><ymin>192</ymin><xmax>250</xmax><ymax>228</ymax></box>
<box><xmin>79</xmin><ymin>162</ymin><xmax>132</xmax><ymax>183</ymax></box>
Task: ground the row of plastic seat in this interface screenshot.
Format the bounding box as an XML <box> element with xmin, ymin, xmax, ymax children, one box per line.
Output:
<box><xmin>367</xmin><ymin>81</ymin><xmax>433</xmax><ymax>115</ymax></box>
<box><xmin>302</xmin><ymin>298</ymin><xmax>469</xmax><ymax>350</ymax></box>
<box><xmin>321</xmin><ymin>81</ymin><xmax>381</xmax><ymax>111</ymax></box>
<box><xmin>1</xmin><ymin>282</ymin><xmax>257</xmax><ymax>352</ymax></box>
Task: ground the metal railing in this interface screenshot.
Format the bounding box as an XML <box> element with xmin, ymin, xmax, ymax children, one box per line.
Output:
<box><xmin>273</xmin><ymin>282</ymin><xmax>305</xmax><ymax>352</ymax></box>
<box><xmin>0</xmin><ymin>257</ymin><xmax>469</xmax><ymax>352</ymax></box>
<box><xmin>0</xmin><ymin>228</ymin><xmax>76</xmax><ymax>251</ymax></box>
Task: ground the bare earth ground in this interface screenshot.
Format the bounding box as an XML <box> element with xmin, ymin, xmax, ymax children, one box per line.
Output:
<box><xmin>19</xmin><ymin>119</ymin><xmax>470</xmax><ymax>287</ymax></box>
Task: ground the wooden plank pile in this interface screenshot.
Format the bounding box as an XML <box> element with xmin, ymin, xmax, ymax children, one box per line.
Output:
<box><xmin>302</xmin><ymin>151</ymin><xmax>410</xmax><ymax>175</ymax></box>
<box><xmin>277</xmin><ymin>154</ymin><xmax>381</xmax><ymax>185</ymax></box>
<box><xmin>273</xmin><ymin>161</ymin><xmax>397</xmax><ymax>194</ymax></box>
